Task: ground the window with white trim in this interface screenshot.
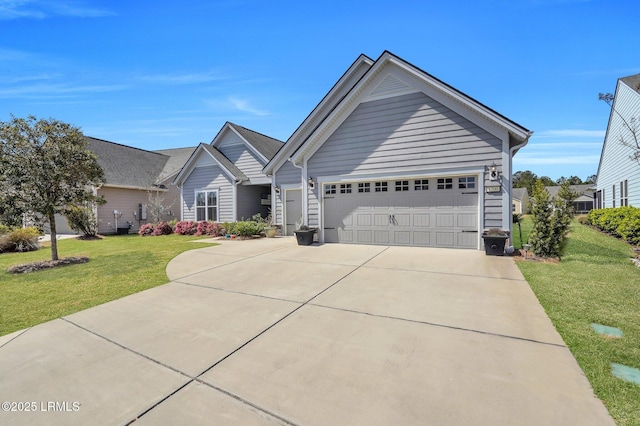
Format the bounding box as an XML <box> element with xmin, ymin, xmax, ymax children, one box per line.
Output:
<box><xmin>621</xmin><ymin>180</ymin><xmax>628</xmax><ymax>206</ymax></box>
<box><xmin>414</xmin><ymin>179</ymin><xmax>429</xmax><ymax>190</ymax></box>
<box><xmin>395</xmin><ymin>180</ymin><xmax>409</xmax><ymax>191</ymax></box>
<box><xmin>358</xmin><ymin>182</ymin><xmax>370</xmax><ymax>193</ymax></box>
<box><xmin>458</xmin><ymin>176</ymin><xmax>476</xmax><ymax>189</ymax></box>
<box><xmin>375</xmin><ymin>181</ymin><xmax>388</xmax><ymax>192</ymax></box>
<box><xmin>437</xmin><ymin>178</ymin><xmax>453</xmax><ymax>190</ymax></box>
<box><xmin>325</xmin><ymin>184</ymin><xmax>336</xmax><ymax>195</ymax></box>
<box><xmin>612</xmin><ymin>185</ymin><xmax>616</xmax><ymax>208</ymax></box>
<box><xmin>340</xmin><ymin>183</ymin><xmax>352</xmax><ymax>194</ymax></box>
<box><xmin>196</xmin><ymin>190</ymin><xmax>218</xmax><ymax>221</ymax></box>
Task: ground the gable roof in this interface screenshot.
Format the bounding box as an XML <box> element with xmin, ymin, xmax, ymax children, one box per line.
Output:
<box><xmin>86</xmin><ymin>136</ymin><xmax>170</xmax><ymax>189</ymax></box>
<box><xmin>595</xmin><ymin>73</ymin><xmax>640</xmax><ymax>183</ymax></box>
<box><xmin>226</xmin><ymin>122</ymin><xmax>284</xmax><ymax>160</ymax></box>
<box><xmin>173</xmin><ymin>143</ymin><xmax>248</xmax><ymax>187</ymax></box>
<box><xmin>545</xmin><ymin>184</ymin><xmax>594</xmax><ymax>200</ymax></box>
<box><xmin>265</xmin><ymin>51</ymin><xmax>531</xmax><ymax>173</ymax></box>
<box><xmin>621</xmin><ymin>73</ymin><xmax>640</xmax><ymax>94</ymax></box>
<box><xmin>154</xmin><ymin>146</ymin><xmax>197</xmax><ymax>181</ymax></box>
<box><xmin>512</xmin><ymin>188</ymin><xmax>528</xmax><ymax>201</ymax></box>
<box><xmin>263</xmin><ymin>54</ymin><xmax>375</xmax><ymax>174</ymax></box>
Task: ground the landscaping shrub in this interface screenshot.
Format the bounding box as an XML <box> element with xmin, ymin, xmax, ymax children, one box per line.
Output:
<box><xmin>138</xmin><ymin>223</ymin><xmax>155</xmax><ymax>236</ymax></box>
<box><xmin>0</xmin><ymin>224</ymin><xmax>11</xmax><ymax>235</ymax></box>
<box><xmin>222</xmin><ymin>221</ymin><xmax>237</xmax><ymax>235</ymax></box>
<box><xmin>233</xmin><ymin>220</ymin><xmax>263</xmax><ymax>237</ymax></box>
<box><xmin>205</xmin><ymin>221</ymin><xmax>223</xmax><ymax>237</ymax></box>
<box><xmin>152</xmin><ymin>221</ymin><xmax>173</xmax><ymax>236</ymax></box>
<box><xmin>174</xmin><ymin>221</ymin><xmax>197</xmax><ymax>235</ymax></box>
<box><xmin>528</xmin><ymin>180</ymin><xmax>573</xmax><ymax>258</ymax></box>
<box><xmin>588</xmin><ymin>207</ymin><xmax>640</xmax><ymax>246</ymax></box>
<box><xmin>0</xmin><ymin>227</ymin><xmax>40</xmax><ymax>253</ymax></box>
<box><xmin>65</xmin><ymin>203</ymin><xmax>99</xmax><ymax>237</ymax></box>
<box><xmin>195</xmin><ymin>220</ymin><xmax>209</xmax><ymax>236</ymax></box>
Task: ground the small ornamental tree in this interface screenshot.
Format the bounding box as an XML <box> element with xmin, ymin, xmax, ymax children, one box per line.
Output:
<box><xmin>528</xmin><ymin>180</ymin><xmax>575</xmax><ymax>259</ymax></box>
<box><xmin>0</xmin><ymin>115</ymin><xmax>105</xmax><ymax>260</ymax></box>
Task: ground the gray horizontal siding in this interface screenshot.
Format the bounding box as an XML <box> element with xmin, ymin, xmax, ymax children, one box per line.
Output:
<box><xmin>219</xmin><ymin>144</ymin><xmax>266</xmax><ymax>182</ymax></box>
<box><xmin>308</xmin><ymin>92</ymin><xmax>502</xmax><ymax>177</ymax></box>
<box><xmin>181</xmin><ymin>166</ymin><xmax>234</xmax><ymax>222</ymax></box>
<box><xmin>308</xmin><ymin>92</ymin><xmax>505</xmax><ymax>230</ymax></box>
<box><xmin>275</xmin><ymin>160</ymin><xmax>301</xmax><ymax>186</ymax></box>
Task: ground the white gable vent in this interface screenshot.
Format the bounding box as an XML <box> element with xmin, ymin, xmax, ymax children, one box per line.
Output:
<box><xmin>367</xmin><ymin>73</ymin><xmax>417</xmax><ymax>101</ymax></box>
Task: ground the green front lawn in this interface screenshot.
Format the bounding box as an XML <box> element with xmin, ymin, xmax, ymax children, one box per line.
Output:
<box><xmin>0</xmin><ymin>234</ymin><xmax>215</xmax><ymax>336</ymax></box>
<box><xmin>516</xmin><ymin>219</ymin><xmax>640</xmax><ymax>425</ymax></box>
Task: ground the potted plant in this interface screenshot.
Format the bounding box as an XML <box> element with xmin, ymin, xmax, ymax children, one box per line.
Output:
<box><xmin>481</xmin><ymin>228</ymin><xmax>510</xmax><ymax>256</ymax></box>
<box><xmin>294</xmin><ymin>225</ymin><xmax>317</xmax><ymax>246</ymax></box>
<box><xmin>263</xmin><ymin>212</ymin><xmax>277</xmax><ymax>238</ymax></box>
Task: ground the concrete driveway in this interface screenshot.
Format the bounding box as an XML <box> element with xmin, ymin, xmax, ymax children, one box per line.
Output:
<box><xmin>0</xmin><ymin>238</ymin><xmax>614</xmax><ymax>425</ymax></box>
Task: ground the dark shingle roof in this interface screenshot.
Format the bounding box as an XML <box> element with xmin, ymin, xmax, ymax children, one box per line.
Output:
<box><xmin>621</xmin><ymin>73</ymin><xmax>640</xmax><ymax>94</ymax></box>
<box><xmin>86</xmin><ymin>137</ymin><xmax>169</xmax><ymax>188</ymax></box>
<box><xmin>512</xmin><ymin>188</ymin><xmax>528</xmax><ymax>200</ymax></box>
<box><xmin>200</xmin><ymin>144</ymin><xmax>248</xmax><ymax>181</ymax></box>
<box><xmin>545</xmin><ymin>184</ymin><xmax>594</xmax><ymax>199</ymax></box>
<box><xmin>153</xmin><ymin>146</ymin><xmax>197</xmax><ymax>181</ymax></box>
<box><xmin>227</xmin><ymin>122</ymin><xmax>284</xmax><ymax>160</ymax></box>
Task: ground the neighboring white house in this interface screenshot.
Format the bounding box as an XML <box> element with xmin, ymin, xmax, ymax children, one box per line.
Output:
<box><xmin>262</xmin><ymin>51</ymin><xmax>532</xmax><ymax>249</ymax></box>
<box><xmin>595</xmin><ymin>73</ymin><xmax>640</xmax><ymax>208</ymax></box>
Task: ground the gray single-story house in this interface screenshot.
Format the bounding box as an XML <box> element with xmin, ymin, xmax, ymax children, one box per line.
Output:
<box><xmin>176</xmin><ymin>51</ymin><xmax>532</xmax><ymax>249</ymax></box>
<box><xmin>264</xmin><ymin>51</ymin><xmax>532</xmax><ymax>249</ymax></box>
<box><xmin>173</xmin><ymin>122</ymin><xmax>284</xmax><ymax>222</ymax></box>
<box><xmin>546</xmin><ymin>184</ymin><xmax>595</xmax><ymax>214</ymax></box>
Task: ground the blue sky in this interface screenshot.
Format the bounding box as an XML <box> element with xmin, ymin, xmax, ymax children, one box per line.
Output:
<box><xmin>1</xmin><ymin>0</ymin><xmax>638</xmax><ymax>180</ymax></box>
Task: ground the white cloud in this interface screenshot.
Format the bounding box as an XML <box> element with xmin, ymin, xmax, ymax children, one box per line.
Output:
<box><xmin>0</xmin><ymin>0</ymin><xmax>114</xmax><ymax>20</ymax></box>
<box><xmin>0</xmin><ymin>82</ymin><xmax>126</xmax><ymax>98</ymax></box>
<box><xmin>139</xmin><ymin>70</ymin><xmax>228</xmax><ymax>85</ymax></box>
<box><xmin>228</xmin><ymin>97</ymin><xmax>269</xmax><ymax>116</ymax></box>
<box><xmin>536</xmin><ymin>129</ymin><xmax>606</xmax><ymax>138</ymax></box>
<box><xmin>514</xmin><ymin>155</ymin><xmax>600</xmax><ymax>165</ymax></box>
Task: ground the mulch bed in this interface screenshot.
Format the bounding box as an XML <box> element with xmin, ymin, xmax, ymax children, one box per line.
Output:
<box><xmin>7</xmin><ymin>256</ymin><xmax>89</xmax><ymax>274</ymax></box>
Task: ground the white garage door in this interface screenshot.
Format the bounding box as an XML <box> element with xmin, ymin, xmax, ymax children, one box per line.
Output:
<box><xmin>323</xmin><ymin>177</ymin><xmax>478</xmax><ymax>248</ymax></box>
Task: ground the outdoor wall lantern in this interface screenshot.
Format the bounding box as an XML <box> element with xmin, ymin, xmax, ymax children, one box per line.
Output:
<box><xmin>488</xmin><ymin>162</ymin><xmax>501</xmax><ymax>181</ymax></box>
<box><xmin>274</xmin><ymin>186</ymin><xmax>281</xmax><ymax>194</ymax></box>
<box><xmin>307</xmin><ymin>177</ymin><xmax>315</xmax><ymax>189</ymax></box>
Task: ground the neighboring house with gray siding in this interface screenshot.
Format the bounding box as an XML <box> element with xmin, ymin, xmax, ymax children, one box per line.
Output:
<box><xmin>595</xmin><ymin>73</ymin><xmax>640</xmax><ymax>208</ymax></box>
<box><xmin>546</xmin><ymin>184</ymin><xmax>595</xmax><ymax>214</ymax></box>
<box><xmin>264</xmin><ymin>51</ymin><xmax>531</xmax><ymax>249</ymax></box>
<box><xmin>174</xmin><ymin>122</ymin><xmax>284</xmax><ymax>223</ymax></box>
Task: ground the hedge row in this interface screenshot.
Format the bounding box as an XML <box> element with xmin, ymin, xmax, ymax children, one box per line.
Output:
<box><xmin>0</xmin><ymin>226</ymin><xmax>40</xmax><ymax>253</ymax></box>
<box><xmin>139</xmin><ymin>220</ymin><xmax>264</xmax><ymax>238</ymax></box>
<box><xmin>586</xmin><ymin>207</ymin><xmax>640</xmax><ymax>246</ymax></box>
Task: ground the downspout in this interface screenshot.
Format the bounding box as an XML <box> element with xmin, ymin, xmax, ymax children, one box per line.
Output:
<box><xmin>232</xmin><ymin>178</ymin><xmax>242</xmax><ymax>222</ymax></box>
<box><xmin>508</xmin><ymin>132</ymin><xmax>534</xmax><ymax>235</ymax></box>
<box><xmin>288</xmin><ymin>157</ymin><xmax>307</xmax><ymax>226</ymax></box>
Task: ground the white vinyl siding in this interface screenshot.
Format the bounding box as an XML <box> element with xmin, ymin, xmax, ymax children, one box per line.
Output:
<box><xmin>597</xmin><ymin>80</ymin><xmax>640</xmax><ymax>207</ymax></box>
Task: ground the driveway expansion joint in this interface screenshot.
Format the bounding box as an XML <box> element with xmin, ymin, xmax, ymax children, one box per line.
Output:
<box><xmin>308</xmin><ymin>303</ymin><xmax>568</xmax><ymax>349</ymax></box>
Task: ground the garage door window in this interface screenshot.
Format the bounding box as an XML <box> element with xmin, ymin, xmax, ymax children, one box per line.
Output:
<box><xmin>358</xmin><ymin>182</ymin><xmax>370</xmax><ymax>193</ymax></box>
<box><xmin>375</xmin><ymin>182</ymin><xmax>388</xmax><ymax>192</ymax></box>
<box><xmin>340</xmin><ymin>183</ymin><xmax>352</xmax><ymax>194</ymax></box>
<box><xmin>325</xmin><ymin>184</ymin><xmax>337</xmax><ymax>195</ymax></box>
<box><xmin>437</xmin><ymin>178</ymin><xmax>453</xmax><ymax>190</ymax></box>
<box><xmin>395</xmin><ymin>180</ymin><xmax>409</xmax><ymax>191</ymax></box>
<box><xmin>458</xmin><ymin>176</ymin><xmax>476</xmax><ymax>189</ymax></box>
<box><xmin>414</xmin><ymin>179</ymin><xmax>429</xmax><ymax>190</ymax></box>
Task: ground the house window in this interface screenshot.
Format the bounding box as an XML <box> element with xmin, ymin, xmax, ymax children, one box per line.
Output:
<box><xmin>612</xmin><ymin>185</ymin><xmax>616</xmax><ymax>208</ymax></box>
<box><xmin>458</xmin><ymin>176</ymin><xmax>476</xmax><ymax>189</ymax></box>
<box><xmin>437</xmin><ymin>178</ymin><xmax>453</xmax><ymax>190</ymax></box>
<box><xmin>358</xmin><ymin>182</ymin><xmax>370</xmax><ymax>193</ymax></box>
<box><xmin>395</xmin><ymin>180</ymin><xmax>409</xmax><ymax>191</ymax></box>
<box><xmin>621</xmin><ymin>180</ymin><xmax>628</xmax><ymax>206</ymax></box>
<box><xmin>375</xmin><ymin>181</ymin><xmax>388</xmax><ymax>192</ymax></box>
<box><xmin>196</xmin><ymin>190</ymin><xmax>218</xmax><ymax>221</ymax></box>
<box><xmin>414</xmin><ymin>179</ymin><xmax>429</xmax><ymax>190</ymax></box>
<box><xmin>340</xmin><ymin>183</ymin><xmax>352</xmax><ymax>194</ymax></box>
<box><xmin>325</xmin><ymin>184</ymin><xmax>337</xmax><ymax>195</ymax></box>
